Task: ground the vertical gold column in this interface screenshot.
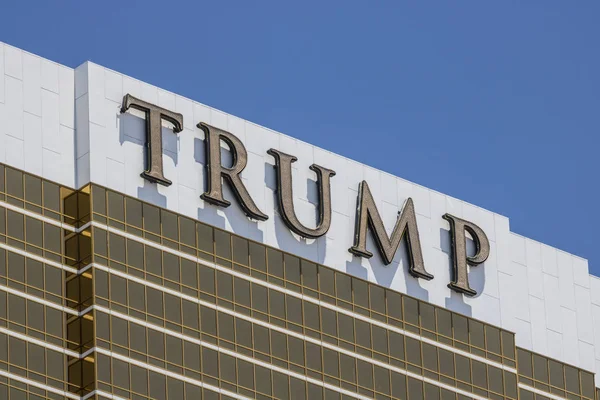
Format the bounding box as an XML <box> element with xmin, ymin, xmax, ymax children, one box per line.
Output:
<box><xmin>64</xmin><ymin>186</ymin><xmax>96</xmax><ymax>396</ymax></box>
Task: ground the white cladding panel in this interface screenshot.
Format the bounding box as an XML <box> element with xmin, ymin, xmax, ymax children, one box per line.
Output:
<box><xmin>1</xmin><ymin>42</ymin><xmax>599</xmax><ymax>383</ymax></box>
<box><xmin>0</xmin><ymin>43</ymin><xmax>75</xmax><ymax>186</ymax></box>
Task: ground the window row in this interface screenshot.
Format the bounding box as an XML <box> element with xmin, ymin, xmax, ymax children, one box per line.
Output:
<box><xmin>91</xmin><ymin>186</ymin><xmax>514</xmax><ymax>363</ymax></box>
<box><xmin>0</xmin><ymin>292</ymin><xmax>67</xmax><ymax>348</ymax></box>
<box><xmin>94</xmin><ymin>266</ymin><xmax>515</xmax><ymax>366</ymax></box>
<box><xmin>0</xmin><ymin>209</ymin><xmax>64</xmax><ymax>263</ymax></box>
<box><xmin>0</xmin><ymin>249</ymin><xmax>66</xmax><ymax>303</ymax></box>
<box><xmin>93</xmin><ymin>186</ymin><xmax>186</xmax><ymax>252</ymax></box>
<box><xmin>0</xmin><ymin>164</ymin><xmax>68</xmax><ymax>224</ymax></box>
<box><xmin>96</xmin><ymin>351</ymin><xmax>516</xmax><ymax>400</ymax></box>
<box><xmin>95</xmin><ymin>304</ymin><xmax>517</xmax><ymax>398</ymax></box>
<box><xmin>0</xmin><ymin>381</ymin><xmax>70</xmax><ymax>400</ymax></box>
<box><xmin>0</xmin><ymin>333</ymin><xmax>66</xmax><ymax>388</ymax></box>
<box><xmin>519</xmin><ymin>387</ymin><xmax>595</xmax><ymax>400</ymax></box>
<box><xmin>517</xmin><ymin>348</ymin><xmax>595</xmax><ymax>399</ymax></box>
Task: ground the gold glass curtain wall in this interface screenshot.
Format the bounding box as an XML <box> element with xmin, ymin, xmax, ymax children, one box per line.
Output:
<box><xmin>0</xmin><ymin>162</ymin><xmax>595</xmax><ymax>400</ymax></box>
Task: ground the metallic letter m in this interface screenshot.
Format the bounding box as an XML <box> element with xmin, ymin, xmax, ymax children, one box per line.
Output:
<box><xmin>349</xmin><ymin>181</ymin><xmax>434</xmax><ymax>280</ymax></box>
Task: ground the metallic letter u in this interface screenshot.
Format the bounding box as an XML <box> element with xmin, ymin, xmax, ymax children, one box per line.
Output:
<box><xmin>268</xmin><ymin>149</ymin><xmax>336</xmax><ymax>239</ymax></box>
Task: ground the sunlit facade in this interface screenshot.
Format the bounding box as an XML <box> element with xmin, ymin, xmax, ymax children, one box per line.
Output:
<box><xmin>0</xmin><ymin>41</ymin><xmax>598</xmax><ymax>399</ymax></box>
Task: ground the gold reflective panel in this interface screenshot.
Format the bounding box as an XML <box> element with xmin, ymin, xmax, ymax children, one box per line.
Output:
<box><xmin>0</xmin><ymin>163</ymin><xmax>597</xmax><ymax>400</ymax></box>
<box><xmin>88</xmin><ymin>183</ymin><xmax>526</xmax><ymax>399</ymax></box>
<box><xmin>516</xmin><ymin>347</ymin><xmax>596</xmax><ymax>400</ymax></box>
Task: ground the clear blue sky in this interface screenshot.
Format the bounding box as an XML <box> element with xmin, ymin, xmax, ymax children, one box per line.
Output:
<box><xmin>2</xmin><ymin>2</ymin><xmax>599</xmax><ymax>274</ymax></box>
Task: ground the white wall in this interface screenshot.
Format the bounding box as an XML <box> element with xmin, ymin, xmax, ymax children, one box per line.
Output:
<box><xmin>1</xmin><ymin>42</ymin><xmax>599</xmax><ymax>384</ymax></box>
<box><xmin>504</xmin><ymin>234</ymin><xmax>600</xmax><ymax>377</ymax></box>
<box><xmin>0</xmin><ymin>43</ymin><xmax>75</xmax><ymax>187</ymax></box>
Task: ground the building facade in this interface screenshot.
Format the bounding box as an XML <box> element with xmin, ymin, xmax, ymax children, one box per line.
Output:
<box><xmin>0</xmin><ymin>41</ymin><xmax>597</xmax><ymax>400</ymax></box>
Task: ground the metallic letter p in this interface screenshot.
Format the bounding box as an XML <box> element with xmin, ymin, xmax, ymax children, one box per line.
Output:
<box><xmin>443</xmin><ymin>213</ymin><xmax>490</xmax><ymax>297</ymax></box>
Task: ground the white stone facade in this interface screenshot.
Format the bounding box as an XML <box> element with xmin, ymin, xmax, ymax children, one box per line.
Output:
<box><xmin>1</xmin><ymin>41</ymin><xmax>599</xmax><ymax>384</ymax></box>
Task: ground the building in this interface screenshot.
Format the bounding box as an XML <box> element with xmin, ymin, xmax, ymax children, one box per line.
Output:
<box><xmin>0</xmin><ymin>40</ymin><xmax>597</xmax><ymax>400</ymax></box>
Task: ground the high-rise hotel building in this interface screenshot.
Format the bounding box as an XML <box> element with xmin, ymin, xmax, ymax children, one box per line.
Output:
<box><xmin>0</xmin><ymin>41</ymin><xmax>597</xmax><ymax>400</ymax></box>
